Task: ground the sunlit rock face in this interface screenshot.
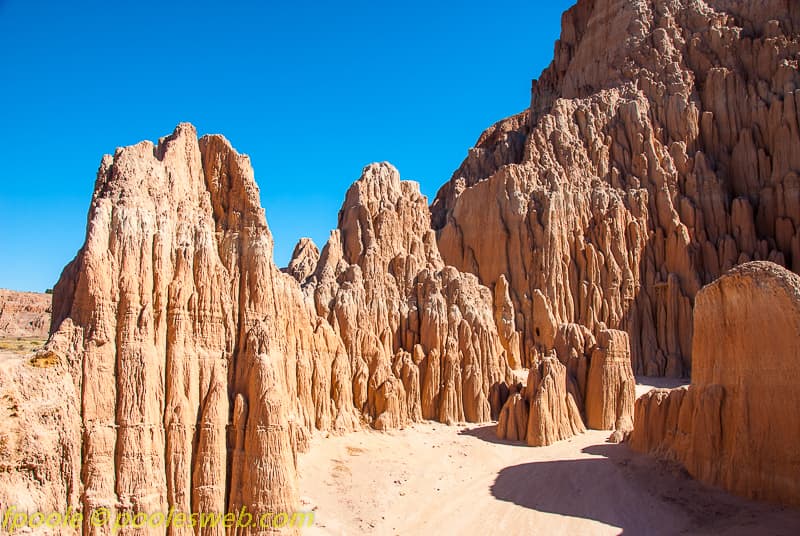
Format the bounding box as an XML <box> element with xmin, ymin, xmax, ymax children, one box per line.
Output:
<box><xmin>300</xmin><ymin>162</ymin><xmax>513</xmax><ymax>429</ymax></box>
<box><xmin>36</xmin><ymin>126</ymin><xmax>513</xmax><ymax>531</ymax></box>
<box><xmin>432</xmin><ymin>0</ymin><xmax>800</xmax><ymax>377</ymax></box>
<box><xmin>631</xmin><ymin>261</ymin><xmax>800</xmax><ymax>507</ymax></box>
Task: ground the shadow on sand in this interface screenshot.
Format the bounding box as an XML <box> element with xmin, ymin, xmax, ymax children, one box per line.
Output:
<box><xmin>484</xmin><ymin>440</ymin><xmax>800</xmax><ymax>535</ymax></box>
<box><xmin>457</xmin><ymin>423</ymin><xmax>525</xmax><ymax>446</ymax></box>
<box><xmin>490</xmin><ymin>444</ymin><xmax>646</xmax><ymax>534</ymax></box>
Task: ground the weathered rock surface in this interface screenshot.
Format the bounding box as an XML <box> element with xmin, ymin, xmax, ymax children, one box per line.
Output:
<box><xmin>284</xmin><ymin>237</ymin><xmax>320</xmax><ymax>283</ymax></box>
<box><xmin>301</xmin><ymin>162</ymin><xmax>513</xmax><ymax>429</ymax></box>
<box><xmin>585</xmin><ymin>329</ymin><xmax>636</xmax><ymax>432</ymax></box>
<box><xmin>46</xmin><ymin>124</ymin><xmax>348</xmax><ymax>531</ymax></box>
<box><xmin>495</xmin><ymin>327</ymin><xmax>634</xmax><ymax>446</ymax></box>
<box><xmin>16</xmin><ymin>125</ymin><xmax>514</xmax><ymax>529</ymax></box>
<box><xmin>0</xmin><ymin>350</ymin><xmax>80</xmax><ymax>518</ymax></box>
<box><xmin>0</xmin><ymin>289</ymin><xmax>51</xmax><ymax>338</ymax></box>
<box><xmin>432</xmin><ymin>0</ymin><xmax>800</xmax><ymax>377</ymax></box>
<box><xmin>631</xmin><ymin>261</ymin><xmax>800</xmax><ymax>506</ymax></box>
<box><xmin>525</xmin><ymin>354</ymin><xmax>586</xmax><ymax>446</ymax></box>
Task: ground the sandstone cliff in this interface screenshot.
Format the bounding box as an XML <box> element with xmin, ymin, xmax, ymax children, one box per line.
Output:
<box><xmin>631</xmin><ymin>261</ymin><xmax>800</xmax><ymax>506</ymax></box>
<box><xmin>432</xmin><ymin>0</ymin><xmax>800</xmax><ymax>377</ymax></box>
<box><xmin>30</xmin><ymin>125</ymin><xmax>516</xmax><ymax>532</ymax></box>
<box><xmin>0</xmin><ymin>289</ymin><xmax>51</xmax><ymax>339</ymax></box>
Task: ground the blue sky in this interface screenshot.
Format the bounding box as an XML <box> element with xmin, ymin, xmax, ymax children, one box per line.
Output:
<box><xmin>0</xmin><ymin>0</ymin><xmax>573</xmax><ymax>292</ymax></box>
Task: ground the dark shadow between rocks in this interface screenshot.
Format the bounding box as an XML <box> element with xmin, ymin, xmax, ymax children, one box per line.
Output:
<box><xmin>488</xmin><ymin>442</ymin><xmax>800</xmax><ymax>535</ymax></box>
<box><xmin>458</xmin><ymin>423</ymin><xmax>526</xmax><ymax>446</ymax></box>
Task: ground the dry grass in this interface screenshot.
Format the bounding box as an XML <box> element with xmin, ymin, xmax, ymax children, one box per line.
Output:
<box><xmin>29</xmin><ymin>351</ymin><xmax>59</xmax><ymax>368</ymax></box>
<box><xmin>0</xmin><ymin>337</ymin><xmax>46</xmax><ymax>355</ymax></box>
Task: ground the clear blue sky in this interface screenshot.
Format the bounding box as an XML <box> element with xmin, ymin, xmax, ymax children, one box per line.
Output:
<box><xmin>0</xmin><ymin>0</ymin><xmax>573</xmax><ymax>292</ymax></box>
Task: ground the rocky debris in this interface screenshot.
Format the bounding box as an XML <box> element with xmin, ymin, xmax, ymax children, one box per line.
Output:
<box><xmin>432</xmin><ymin>0</ymin><xmax>800</xmax><ymax>377</ymax></box>
<box><xmin>631</xmin><ymin>261</ymin><xmax>800</xmax><ymax>507</ymax></box>
<box><xmin>0</xmin><ymin>289</ymin><xmax>51</xmax><ymax>339</ymax></box>
<box><xmin>284</xmin><ymin>237</ymin><xmax>320</xmax><ymax>283</ymax></box>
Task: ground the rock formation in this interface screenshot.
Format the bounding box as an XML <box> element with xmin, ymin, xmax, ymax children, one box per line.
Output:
<box><xmin>0</xmin><ymin>289</ymin><xmax>51</xmax><ymax>338</ymax></box>
<box><xmin>5</xmin><ymin>0</ymin><xmax>800</xmax><ymax>525</ymax></box>
<box><xmin>283</xmin><ymin>238</ymin><xmax>320</xmax><ymax>283</ymax></box>
<box><xmin>494</xmin><ymin>327</ymin><xmax>634</xmax><ymax>446</ymax></box>
<box><xmin>431</xmin><ymin>0</ymin><xmax>800</xmax><ymax>377</ymax></box>
<box><xmin>23</xmin><ymin>125</ymin><xmax>516</xmax><ymax>530</ymax></box>
<box><xmin>0</xmin><ymin>349</ymin><xmax>80</xmax><ymax>517</ymax></box>
<box><xmin>631</xmin><ymin>261</ymin><xmax>800</xmax><ymax>507</ymax></box>
<box><xmin>524</xmin><ymin>354</ymin><xmax>586</xmax><ymax>446</ymax></box>
<box><xmin>585</xmin><ymin>329</ymin><xmax>636</xmax><ymax>433</ymax></box>
<box><xmin>294</xmin><ymin>162</ymin><xmax>514</xmax><ymax>428</ymax></box>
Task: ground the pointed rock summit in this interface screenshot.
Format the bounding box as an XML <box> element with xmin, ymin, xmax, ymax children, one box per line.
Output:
<box><xmin>25</xmin><ymin>130</ymin><xmax>516</xmax><ymax>524</ymax></box>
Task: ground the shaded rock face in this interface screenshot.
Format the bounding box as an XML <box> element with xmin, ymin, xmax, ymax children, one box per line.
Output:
<box><xmin>0</xmin><ymin>289</ymin><xmax>51</xmax><ymax>338</ymax></box>
<box><xmin>432</xmin><ymin>0</ymin><xmax>800</xmax><ymax>377</ymax></box>
<box><xmin>631</xmin><ymin>261</ymin><xmax>800</xmax><ymax>507</ymax></box>
<box><xmin>36</xmin><ymin>126</ymin><xmax>513</xmax><ymax>527</ymax></box>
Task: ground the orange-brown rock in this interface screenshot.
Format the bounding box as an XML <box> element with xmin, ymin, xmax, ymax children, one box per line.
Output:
<box><xmin>631</xmin><ymin>261</ymin><xmax>800</xmax><ymax>506</ymax></box>
<box><xmin>307</xmin><ymin>162</ymin><xmax>513</xmax><ymax>429</ymax></box>
<box><xmin>432</xmin><ymin>0</ymin><xmax>800</xmax><ymax>377</ymax></box>
<box><xmin>584</xmin><ymin>329</ymin><xmax>635</xmax><ymax>432</ymax></box>
<box><xmin>496</xmin><ymin>391</ymin><xmax>528</xmax><ymax>442</ymax></box>
<box><xmin>14</xmin><ymin>126</ymin><xmax>514</xmax><ymax>527</ymax></box>
<box><xmin>45</xmin><ymin>124</ymin><xmax>358</xmax><ymax>532</ymax></box>
<box><xmin>0</xmin><ymin>349</ymin><xmax>80</xmax><ymax>516</ymax></box>
<box><xmin>284</xmin><ymin>237</ymin><xmax>320</xmax><ymax>283</ymax></box>
<box><xmin>525</xmin><ymin>354</ymin><xmax>586</xmax><ymax>447</ymax></box>
<box><xmin>495</xmin><ymin>327</ymin><xmax>634</xmax><ymax>446</ymax></box>
<box><xmin>0</xmin><ymin>289</ymin><xmax>51</xmax><ymax>338</ymax></box>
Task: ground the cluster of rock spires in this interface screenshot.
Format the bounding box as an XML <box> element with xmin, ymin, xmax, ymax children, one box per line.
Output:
<box><xmin>2</xmin><ymin>0</ymin><xmax>800</xmax><ymax>528</ymax></box>
<box><xmin>432</xmin><ymin>0</ymin><xmax>800</xmax><ymax>378</ymax></box>
<box><xmin>20</xmin><ymin>123</ymin><xmax>636</xmax><ymax>526</ymax></box>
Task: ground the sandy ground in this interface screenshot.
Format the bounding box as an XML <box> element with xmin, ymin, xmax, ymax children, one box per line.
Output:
<box><xmin>299</xmin><ymin>378</ymin><xmax>800</xmax><ymax>535</ymax></box>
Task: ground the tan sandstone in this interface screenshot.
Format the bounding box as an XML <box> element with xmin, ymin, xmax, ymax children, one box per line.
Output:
<box><xmin>432</xmin><ymin>0</ymin><xmax>800</xmax><ymax>378</ymax></box>
<box><xmin>5</xmin><ymin>126</ymin><xmax>515</xmax><ymax>532</ymax></box>
<box><xmin>631</xmin><ymin>261</ymin><xmax>800</xmax><ymax>506</ymax></box>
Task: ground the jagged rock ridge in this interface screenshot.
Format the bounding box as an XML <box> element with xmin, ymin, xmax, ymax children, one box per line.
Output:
<box><xmin>293</xmin><ymin>162</ymin><xmax>513</xmax><ymax>428</ymax></box>
<box><xmin>432</xmin><ymin>0</ymin><xmax>800</xmax><ymax>377</ymax></box>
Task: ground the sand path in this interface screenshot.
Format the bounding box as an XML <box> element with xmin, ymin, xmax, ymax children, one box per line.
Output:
<box><xmin>299</xmin><ymin>379</ymin><xmax>800</xmax><ymax>535</ymax></box>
